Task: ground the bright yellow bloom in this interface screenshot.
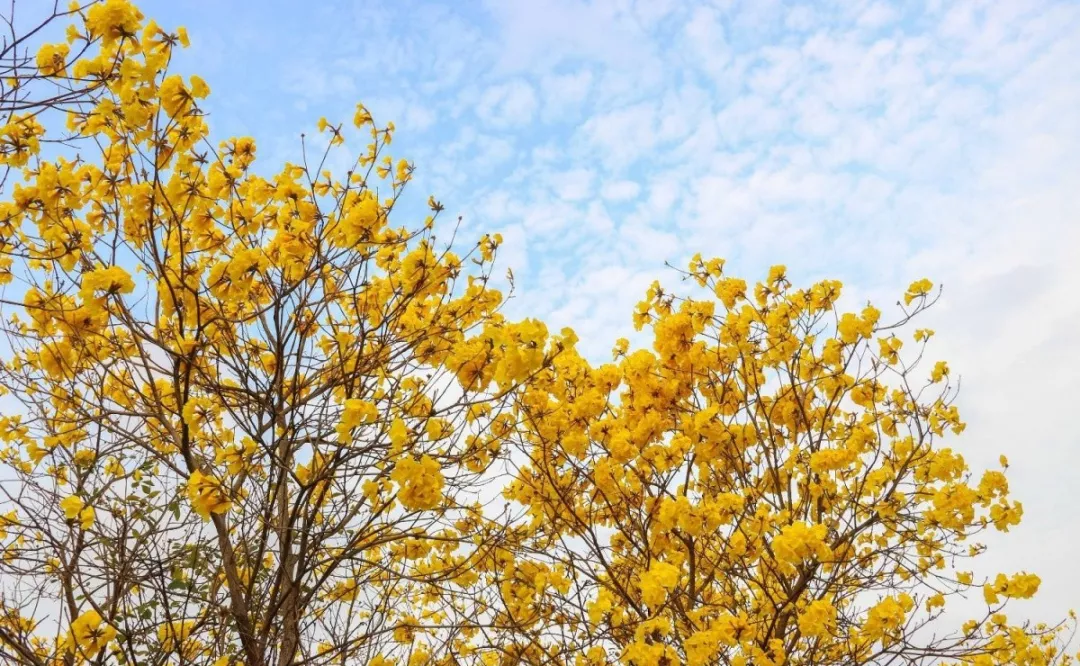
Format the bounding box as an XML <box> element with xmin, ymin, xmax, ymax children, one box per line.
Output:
<box><xmin>73</xmin><ymin>448</ymin><xmax>96</xmax><ymax>467</ymax></box>
<box><xmin>186</xmin><ymin>470</ymin><xmax>231</xmax><ymax>520</ymax></box>
<box><xmin>79</xmin><ymin>505</ymin><xmax>96</xmax><ymax>530</ymax></box>
<box><xmin>159</xmin><ymin>75</ymin><xmax>194</xmax><ymax>118</ymax></box>
<box><xmin>60</xmin><ymin>495</ymin><xmax>85</xmax><ymax>520</ymax></box>
<box><xmin>391</xmin><ymin>455</ymin><xmax>444</xmax><ymax>511</ymax></box>
<box><xmin>79</xmin><ymin>266</ymin><xmax>135</xmax><ymax>300</ymax></box>
<box><xmin>36</xmin><ymin>42</ymin><xmax>70</xmax><ymax>76</ymax></box>
<box><xmin>639</xmin><ymin>561</ymin><xmax>680</xmax><ymax>607</ymax></box>
<box><xmin>798</xmin><ymin>599</ymin><xmax>837</xmax><ymax>639</ymax></box>
<box><xmin>389</xmin><ymin>417</ymin><xmax>409</xmax><ymax>452</ymax></box>
<box><xmin>931</xmin><ymin>360</ymin><xmax>950</xmax><ymax>383</ymax></box>
<box><xmin>68</xmin><ymin>609</ymin><xmax>116</xmax><ymax>656</ymax></box>
<box><xmin>904</xmin><ymin>278</ymin><xmax>934</xmax><ymax>305</ymax></box>
<box><xmin>337</xmin><ymin>398</ymin><xmax>378</xmax><ymax>443</ymax></box>
<box><xmin>85</xmin><ymin>0</ymin><xmax>143</xmax><ymax>46</ymax></box>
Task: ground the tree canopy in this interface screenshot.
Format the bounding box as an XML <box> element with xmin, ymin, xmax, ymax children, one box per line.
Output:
<box><xmin>0</xmin><ymin>2</ymin><xmax>1073</xmax><ymax>666</ymax></box>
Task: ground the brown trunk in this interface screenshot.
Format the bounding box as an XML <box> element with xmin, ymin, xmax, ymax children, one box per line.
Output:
<box><xmin>212</xmin><ymin>513</ymin><xmax>266</xmax><ymax>666</ymax></box>
<box><xmin>276</xmin><ymin>430</ymin><xmax>301</xmax><ymax>666</ymax></box>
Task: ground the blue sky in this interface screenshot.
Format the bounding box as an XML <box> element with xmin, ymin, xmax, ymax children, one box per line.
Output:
<box><xmin>79</xmin><ymin>0</ymin><xmax>1080</xmax><ymax>625</ymax></box>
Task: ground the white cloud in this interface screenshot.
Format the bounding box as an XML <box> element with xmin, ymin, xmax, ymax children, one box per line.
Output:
<box><xmin>546</xmin><ymin>168</ymin><xmax>595</xmax><ymax>202</ymax></box>
<box><xmin>600</xmin><ymin>180</ymin><xmax>640</xmax><ymax>202</ymax></box>
<box><xmin>683</xmin><ymin>6</ymin><xmax>730</xmax><ymax>77</ymax></box>
<box><xmin>579</xmin><ymin>101</ymin><xmax>658</xmax><ymax>169</ymax></box>
<box><xmin>856</xmin><ymin>1</ymin><xmax>899</xmax><ymax>29</ymax></box>
<box><xmin>539</xmin><ymin>69</ymin><xmax>593</xmax><ymax>119</ymax></box>
<box><xmin>715</xmin><ymin>94</ymin><xmax>789</xmax><ymax>145</ymax></box>
<box><xmin>365</xmin><ymin>97</ymin><xmax>438</xmax><ymax>133</ymax></box>
<box><xmin>482</xmin><ymin>0</ymin><xmax>655</xmax><ymax>73</ymax></box>
<box><xmin>644</xmin><ymin>177</ymin><xmax>681</xmax><ymax>215</ymax></box>
<box><xmin>476</xmin><ymin>79</ymin><xmax>538</xmax><ymax>127</ymax></box>
<box><xmin>281</xmin><ymin>65</ymin><xmax>355</xmax><ymax>108</ymax></box>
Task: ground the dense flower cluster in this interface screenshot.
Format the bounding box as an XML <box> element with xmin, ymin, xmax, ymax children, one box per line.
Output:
<box><xmin>494</xmin><ymin>254</ymin><xmax>1073</xmax><ymax>666</ymax></box>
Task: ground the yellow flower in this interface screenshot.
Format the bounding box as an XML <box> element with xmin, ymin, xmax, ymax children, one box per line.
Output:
<box><xmin>714</xmin><ymin>277</ymin><xmax>747</xmax><ymax>309</ymax></box>
<box><xmin>26</xmin><ymin>441</ymin><xmax>52</xmax><ymax>464</ymax></box>
<box><xmin>931</xmin><ymin>360</ymin><xmax>949</xmax><ymax>383</ymax></box>
<box><xmin>904</xmin><ymin>278</ymin><xmax>934</xmax><ymax>305</ymax></box>
<box><xmin>393</xmin><ymin>616</ymin><xmax>417</xmax><ymax>642</ymax></box>
<box><xmin>391</xmin><ymin>455</ymin><xmax>444</xmax><ymax>511</ymax></box>
<box><xmin>79</xmin><ymin>506</ymin><xmax>96</xmax><ymax>531</ymax></box>
<box><xmin>864</xmin><ymin>594</ymin><xmax>914</xmax><ymax>641</ymax></box>
<box><xmin>837</xmin><ymin>306</ymin><xmax>880</xmax><ymax>343</ymax></box>
<box><xmin>79</xmin><ymin>266</ymin><xmax>135</xmax><ymax>301</ymax></box>
<box><xmin>187</xmin><ymin>470</ymin><xmax>231</xmax><ymax>520</ymax></box>
<box><xmin>389</xmin><ymin>418</ymin><xmax>409</xmax><ymax>452</ymax></box>
<box><xmin>425</xmin><ymin>418</ymin><xmax>451</xmax><ymax>441</ymax></box>
<box><xmin>767</xmin><ymin>264</ymin><xmax>787</xmax><ymax>287</ymax></box>
<box><xmin>612</xmin><ymin>337</ymin><xmax>629</xmax><ymax>358</ymax></box>
<box><xmin>771</xmin><ymin>522</ymin><xmax>831</xmax><ymax>569</ymax></box>
<box><xmin>68</xmin><ymin>609</ymin><xmax>116</xmax><ymax>657</ymax></box>
<box><xmin>878</xmin><ymin>336</ymin><xmax>903</xmax><ymax>365</ymax></box>
<box><xmin>190</xmin><ymin>75</ymin><xmax>210</xmax><ymax>99</ymax></box>
<box><xmin>216</xmin><ymin>437</ymin><xmax>259</xmax><ymax>476</ymax></box>
<box><xmin>104</xmin><ymin>457</ymin><xmax>126</xmax><ymax>476</ymax></box>
<box><xmin>353</xmin><ymin>103</ymin><xmax>373</xmax><ymax>128</ymax></box>
<box><xmin>639</xmin><ymin>561</ymin><xmax>679</xmax><ymax>607</ymax></box>
<box><xmin>159</xmin><ymin>75</ymin><xmax>194</xmax><ymax>118</ymax></box>
<box><xmin>36</xmin><ymin>42</ymin><xmax>70</xmax><ymax>77</ymax></box>
<box><xmin>337</xmin><ymin>398</ymin><xmax>378</xmax><ymax>443</ymax></box>
<box><xmin>85</xmin><ymin>0</ymin><xmax>143</xmax><ymax>46</ymax></box>
<box><xmin>0</xmin><ymin>510</ymin><xmax>17</xmax><ymax>540</ymax></box>
<box><xmin>797</xmin><ymin>599</ymin><xmax>837</xmax><ymax>639</ymax></box>
<box><xmin>61</xmin><ymin>495</ymin><xmax>85</xmax><ymax>520</ymax></box>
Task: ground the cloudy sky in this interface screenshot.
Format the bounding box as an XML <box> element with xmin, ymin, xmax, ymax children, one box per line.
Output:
<box><xmin>137</xmin><ymin>0</ymin><xmax>1080</xmax><ymax>625</ymax></box>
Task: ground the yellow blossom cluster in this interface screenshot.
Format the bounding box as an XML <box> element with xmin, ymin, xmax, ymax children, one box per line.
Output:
<box><xmin>493</xmin><ymin>254</ymin><xmax>1074</xmax><ymax>666</ymax></box>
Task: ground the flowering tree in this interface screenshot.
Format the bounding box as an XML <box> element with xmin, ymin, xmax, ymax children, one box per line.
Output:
<box><xmin>0</xmin><ymin>3</ymin><xmax>1073</xmax><ymax>666</ymax></box>
<box><xmin>0</xmin><ymin>2</ymin><xmax>566</xmax><ymax>665</ymax></box>
<box><xmin>492</xmin><ymin>261</ymin><xmax>1076</xmax><ymax>666</ymax></box>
